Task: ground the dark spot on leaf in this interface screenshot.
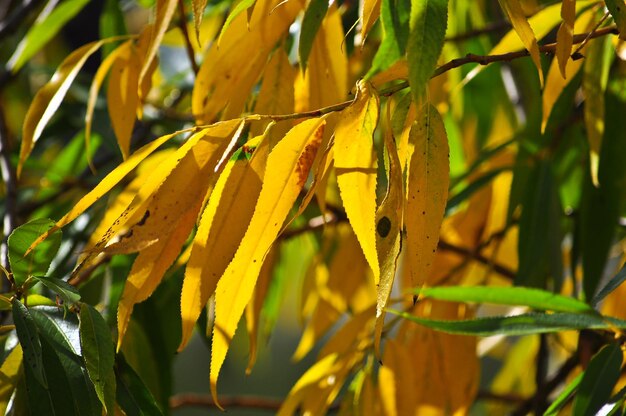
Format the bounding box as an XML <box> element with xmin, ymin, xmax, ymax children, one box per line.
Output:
<box><xmin>137</xmin><ymin>210</ymin><xmax>150</xmax><ymax>226</ymax></box>
<box><xmin>377</xmin><ymin>216</ymin><xmax>392</xmax><ymax>238</ymax></box>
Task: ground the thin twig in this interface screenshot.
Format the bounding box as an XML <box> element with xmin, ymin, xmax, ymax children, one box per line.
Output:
<box><xmin>170</xmin><ymin>393</ymin><xmax>342</xmax><ymax>412</ymax></box>
<box><xmin>446</xmin><ymin>20</ymin><xmax>511</xmax><ymax>42</ymax></box>
<box><xmin>438</xmin><ymin>239</ymin><xmax>516</xmax><ymax>280</ymax></box>
<box><xmin>572</xmin><ymin>11</ymin><xmax>611</xmax><ymax>57</ymax></box>
<box><xmin>476</xmin><ymin>390</ymin><xmax>526</xmax><ymax>404</ymax></box>
<box><xmin>176</xmin><ymin>0</ymin><xmax>199</xmax><ymax>75</ymax></box>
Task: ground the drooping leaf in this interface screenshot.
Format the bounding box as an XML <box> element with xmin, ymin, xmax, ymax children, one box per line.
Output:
<box><xmin>605</xmin><ymin>0</ymin><xmax>626</xmax><ymax>40</ymax></box>
<box><xmin>138</xmin><ymin>0</ymin><xmax>177</xmax><ymax>89</ymax></box>
<box><xmin>299</xmin><ymin>0</ymin><xmax>329</xmax><ymax>71</ymax></box>
<box><xmin>34</xmin><ymin>275</ymin><xmax>81</xmax><ymax>305</ymax></box>
<box><xmin>555</xmin><ymin>0</ymin><xmax>575</xmax><ymax>77</ymax></box>
<box><xmin>18</xmin><ymin>38</ymin><xmax>121</xmax><ymax>176</ymax></box>
<box><xmin>334</xmin><ymin>81</ymin><xmax>380</xmax><ymax>282</ymax></box>
<box><xmin>582</xmin><ymin>35</ymin><xmax>614</xmax><ymax>186</ymax></box>
<box><xmin>544</xmin><ymin>372</ymin><xmax>583</xmax><ymax>416</ymax></box>
<box><xmin>79</xmin><ymin>304</ymin><xmax>116</xmax><ymax>414</ymax></box>
<box><xmin>8</xmin><ymin>218</ymin><xmax>61</xmax><ymax>286</ymax></box>
<box><xmin>7</xmin><ymin>0</ymin><xmax>90</xmax><ymax>72</ymax></box>
<box><xmin>179</xmin><ymin>134</ymin><xmax>269</xmax><ymax>351</ymax></box>
<box><xmin>496</xmin><ymin>0</ymin><xmax>543</xmax><ymax>85</ymax></box>
<box><xmin>0</xmin><ymin>345</ymin><xmax>23</xmax><ymax>415</ymax></box>
<box><xmin>192</xmin><ymin>0</ymin><xmax>210</xmax><ymax>43</ymax></box>
<box><xmin>415</xmin><ymin>286</ymin><xmax>595</xmax><ymax>314</ymax></box>
<box><xmin>216</xmin><ymin>0</ymin><xmax>255</xmax><ymax>45</ymax></box>
<box><xmin>389</xmin><ymin>310</ymin><xmax>626</xmax><ymax>336</ymax></box>
<box><xmin>591</xmin><ymin>264</ymin><xmax>626</xmax><ymax>307</ymax></box>
<box><xmin>405</xmin><ymin>104</ymin><xmax>449</xmax><ymax>289</ymax></box>
<box><xmin>406</xmin><ymin>0</ymin><xmax>448</xmax><ymax>102</ymax></box>
<box><xmin>100</xmin><ymin>0</ymin><xmax>128</xmax><ymax>58</ymax></box>
<box><xmin>26</xmin><ymin>129</ymin><xmax>184</xmax><ymax>253</ymax></box>
<box><xmin>365</xmin><ymin>0</ymin><xmax>410</xmax><ymax>78</ymax></box>
<box><xmin>580</xmin><ymin>76</ymin><xmax>626</xmax><ymax>300</ymax></box>
<box><xmin>374</xmin><ymin>116</ymin><xmax>404</xmax><ymax>354</ymax></box>
<box><xmin>11</xmin><ymin>298</ymin><xmax>46</xmax><ymax>388</ymax></box>
<box><xmin>115</xmin><ymin>354</ymin><xmax>164</xmax><ymax>416</ymax></box>
<box><xmin>361</xmin><ymin>0</ymin><xmax>382</xmax><ymax>44</ymax></box>
<box><xmin>210</xmin><ymin>118</ymin><xmax>325</xmax><ymax>406</ymax></box>
<box><xmin>573</xmin><ymin>343</ymin><xmax>623</xmax><ymax>416</ymax></box>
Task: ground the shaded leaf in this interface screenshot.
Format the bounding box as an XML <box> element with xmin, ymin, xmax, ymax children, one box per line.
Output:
<box><xmin>591</xmin><ymin>264</ymin><xmax>626</xmax><ymax>307</ymax></box>
<box><xmin>79</xmin><ymin>304</ymin><xmax>116</xmax><ymax>414</ymax></box>
<box><xmin>555</xmin><ymin>0</ymin><xmax>575</xmax><ymax>77</ymax></box>
<box><xmin>299</xmin><ymin>0</ymin><xmax>329</xmax><ymax>70</ymax></box>
<box><xmin>361</xmin><ymin>0</ymin><xmax>381</xmax><ymax>44</ymax></box>
<box><xmin>544</xmin><ymin>372</ymin><xmax>583</xmax><ymax>416</ymax></box>
<box><xmin>12</xmin><ymin>298</ymin><xmax>46</xmax><ymax>388</ymax></box>
<box><xmin>9</xmin><ymin>218</ymin><xmax>61</xmax><ymax>286</ymax></box>
<box><xmin>0</xmin><ymin>345</ymin><xmax>23</xmax><ymax>415</ymax></box>
<box><xmin>605</xmin><ymin>0</ymin><xmax>626</xmax><ymax>40</ymax></box>
<box><xmin>365</xmin><ymin>0</ymin><xmax>410</xmax><ymax>79</ymax></box>
<box><xmin>192</xmin><ymin>0</ymin><xmax>210</xmax><ymax>43</ymax></box>
<box><xmin>115</xmin><ymin>354</ymin><xmax>164</xmax><ymax>416</ymax></box>
<box><xmin>573</xmin><ymin>343</ymin><xmax>623</xmax><ymax>416</ymax></box>
<box><xmin>34</xmin><ymin>275</ymin><xmax>81</xmax><ymax>305</ymax></box>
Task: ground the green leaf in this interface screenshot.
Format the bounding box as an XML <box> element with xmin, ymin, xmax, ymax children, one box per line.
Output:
<box><xmin>416</xmin><ymin>286</ymin><xmax>595</xmax><ymax>314</ymax></box>
<box><xmin>34</xmin><ymin>275</ymin><xmax>81</xmax><ymax>305</ymax></box>
<box><xmin>8</xmin><ymin>218</ymin><xmax>61</xmax><ymax>286</ymax></box>
<box><xmin>517</xmin><ymin>160</ymin><xmax>563</xmax><ymax>289</ymax></box>
<box><xmin>79</xmin><ymin>304</ymin><xmax>116</xmax><ymax>414</ymax></box>
<box><xmin>39</xmin><ymin>336</ymin><xmax>80</xmax><ymax>416</ymax></box>
<box><xmin>299</xmin><ymin>0</ymin><xmax>329</xmax><ymax>71</ymax></box>
<box><xmin>100</xmin><ymin>0</ymin><xmax>128</xmax><ymax>58</ymax></box>
<box><xmin>388</xmin><ymin>310</ymin><xmax>625</xmax><ymax>336</ymax></box>
<box><xmin>604</xmin><ymin>0</ymin><xmax>626</xmax><ymax>40</ymax></box>
<box><xmin>573</xmin><ymin>343</ymin><xmax>623</xmax><ymax>416</ymax></box>
<box><xmin>407</xmin><ymin>0</ymin><xmax>448</xmax><ymax>102</ymax></box>
<box><xmin>591</xmin><ymin>264</ymin><xmax>626</xmax><ymax>308</ymax></box>
<box><xmin>217</xmin><ymin>0</ymin><xmax>256</xmax><ymax>45</ymax></box>
<box><xmin>116</xmin><ymin>354</ymin><xmax>164</xmax><ymax>416</ymax></box>
<box><xmin>30</xmin><ymin>308</ymin><xmax>102</xmax><ymax>415</ymax></box>
<box><xmin>544</xmin><ymin>372</ymin><xmax>583</xmax><ymax>416</ymax></box>
<box><xmin>580</xmin><ymin>76</ymin><xmax>626</xmax><ymax>300</ymax></box>
<box><xmin>11</xmin><ymin>298</ymin><xmax>47</xmax><ymax>388</ymax></box>
<box><xmin>8</xmin><ymin>0</ymin><xmax>91</xmax><ymax>72</ymax></box>
<box><xmin>366</xmin><ymin>0</ymin><xmax>411</xmax><ymax>78</ymax></box>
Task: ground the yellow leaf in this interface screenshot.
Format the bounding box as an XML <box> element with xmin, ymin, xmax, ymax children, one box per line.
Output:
<box><xmin>374</xmin><ymin>117</ymin><xmax>404</xmax><ymax>356</ymax></box>
<box><xmin>294</xmin><ymin>4</ymin><xmax>348</xmax><ymax>112</ymax></box>
<box><xmin>138</xmin><ymin>0</ymin><xmax>177</xmax><ymax>90</ymax></box>
<box><xmin>86</xmin><ymin>40</ymin><xmax>132</xmax><ymax>167</ymax></box>
<box><xmin>179</xmin><ymin>131</ymin><xmax>269</xmax><ymax>351</ymax></box>
<box><xmin>334</xmin><ymin>81</ymin><xmax>380</xmax><ymax>283</ymax></box>
<box><xmin>497</xmin><ymin>0</ymin><xmax>543</xmax><ymax>85</ymax></box>
<box><xmin>192</xmin><ymin>0</ymin><xmax>302</xmax><ymax>123</ymax></box>
<box><xmin>0</xmin><ymin>345</ymin><xmax>22</xmax><ymax>415</ymax></box>
<box><xmin>405</xmin><ymin>104</ymin><xmax>449</xmax><ymax>289</ymax></box>
<box><xmin>19</xmin><ymin>38</ymin><xmax>118</xmax><ymax>177</ymax></box>
<box><xmin>370</xmin><ymin>59</ymin><xmax>409</xmax><ymax>88</ymax></box>
<box><xmin>379</xmin><ymin>340</ymin><xmax>418</xmax><ymax>416</ymax></box>
<box><xmin>251</xmin><ymin>47</ymin><xmax>296</xmax><ymax>142</ymax></box>
<box><xmin>542</xmin><ymin>8</ymin><xmax>594</xmax><ymax>133</ymax></box>
<box><xmin>361</xmin><ymin>0</ymin><xmax>381</xmax><ymax>45</ymax></box>
<box><xmin>210</xmin><ymin>118</ymin><xmax>326</xmax><ymax>406</ymax></box>
<box><xmin>108</xmin><ymin>41</ymin><xmax>140</xmax><ymax>159</ymax></box>
<box><xmin>98</xmin><ymin>120</ymin><xmax>244</xmax><ymax>257</ymax></box>
<box><xmin>192</xmin><ymin>0</ymin><xmax>209</xmax><ymax>44</ymax></box>
<box><xmin>26</xmin><ymin>129</ymin><xmax>187</xmax><ymax>255</ymax></box>
<box><xmin>245</xmin><ymin>244</ymin><xmax>278</xmax><ymax>374</ymax></box>
<box><xmin>555</xmin><ymin>0</ymin><xmax>576</xmax><ymax>78</ymax></box>
<box><xmin>117</xmin><ymin>200</ymin><xmax>200</xmax><ymax>350</ymax></box>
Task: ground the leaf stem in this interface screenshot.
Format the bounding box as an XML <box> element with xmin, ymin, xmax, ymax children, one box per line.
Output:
<box><xmin>176</xmin><ymin>0</ymin><xmax>200</xmax><ymax>75</ymax></box>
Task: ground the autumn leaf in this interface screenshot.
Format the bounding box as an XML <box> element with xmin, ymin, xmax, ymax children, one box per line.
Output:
<box><xmin>210</xmin><ymin>118</ymin><xmax>325</xmax><ymax>407</ymax></box>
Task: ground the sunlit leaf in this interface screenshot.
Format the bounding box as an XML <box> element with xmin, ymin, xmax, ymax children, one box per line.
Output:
<box><xmin>497</xmin><ymin>0</ymin><xmax>543</xmax><ymax>85</ymax></box>
<box><xmin>0</xmin><ymin>345</ymin><xmax>23</xmax><ymax>415</ymax></box>
<box><xmin>192</xmin><ymin>0</ymin><xmax>210</xmax><ymax>43</ymax></box>
<box><xmin>415</xmin><ymin>286</ymin><xmax>594</xmax><ymax>314</ymax></box>
<box><xmin>138</xmin><ymin>0</ymin><xmax>177</xmax><ymax>89</ymax></box>
<box><xmin>8</xmin><ymin>0</ymin><xmax>90</xmax><ymax>72</ymax></box>
<box><xmin>211</xmin><ymin>118</ymin><xmax>325</xmax><ymax>406</ymax></box>
<box><xmin>405</xmin><ymin>104</ymin><xmax>449</xmax><ymax>289</ymax></box>
<box><xmin>19</xmin><ymin>38</ymin><xmax>122</xmax><ymax>177</ymax></box>
<box><xmin>361</xmin><ymin>0</ymin><xmax>382</xmax><ymax>44</ymax></box>
<box><xmin>555</xmin><ymin>0</ymin><xmax>575</xmax><ymax>77</ymax></box>
<box><xmin>335</xmin><ymin>81</ymin><xmax>380</xmax><ymax>283</ymax></box>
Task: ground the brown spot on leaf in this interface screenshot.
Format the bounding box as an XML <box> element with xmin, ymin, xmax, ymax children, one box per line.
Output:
<box><xmin>295</xmin><ymin>124</ymin><xmax>324</xmax><ymax>187</ymax></box>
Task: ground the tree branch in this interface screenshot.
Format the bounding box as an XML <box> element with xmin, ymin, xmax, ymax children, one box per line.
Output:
<box><xmin>176</xmin><ymin>0</ymin><xmax>199</xmax><ymax>75</ymax></box>
<box><xmin>169</xmin><ymin>394</ymin><xmax>284</xmax><ymax>411</ymax></box>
